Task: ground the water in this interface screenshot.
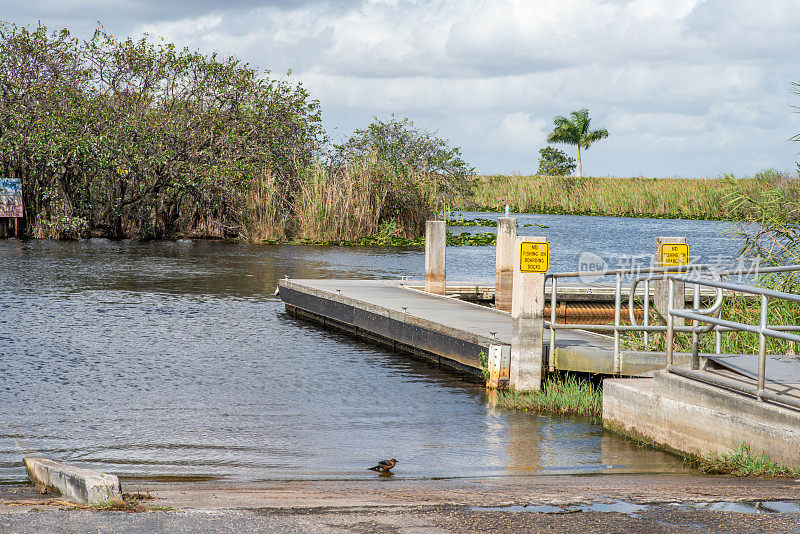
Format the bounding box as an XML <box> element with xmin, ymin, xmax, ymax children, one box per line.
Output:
<box><xmin>0</xmin><ymin>215</ymin><xmax>742</xmax><ymax>483</ymax></box>
<box><xmin>448</xmin><ymin>212</ymin><xmax>744</xmax><ymax>279</ymax></box>
<box><xmin>472</xmin><ymin>500</ymin><xmax>800</xmax><ymax>515</ymax></box>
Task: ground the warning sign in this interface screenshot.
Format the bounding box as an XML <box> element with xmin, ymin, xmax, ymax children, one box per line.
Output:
<box><xmin>660</xmin><ymin>243</ymin><xmax>689</xmax><ymax>267</ymax></box>
<box><xmin>519</xmin><ymin>242</ymin><xmax>549</xmax><ymax>273</ymax></box>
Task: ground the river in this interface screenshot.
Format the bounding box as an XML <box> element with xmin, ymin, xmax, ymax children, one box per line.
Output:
<box><xmin>0</xmin><ymin>215</ymin><xmax>743</xmax><ymax>483</ymax></box>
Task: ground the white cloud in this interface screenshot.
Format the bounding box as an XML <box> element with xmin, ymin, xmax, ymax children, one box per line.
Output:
<box><xmin>14</xmin><ymin>0</ymin><xmax>800</xmax><ymax>176</ymax></box>
<box><xmin>487</xmin><ymin>113</ymin><xmax>549</xmax><ymax>153</ymax></box>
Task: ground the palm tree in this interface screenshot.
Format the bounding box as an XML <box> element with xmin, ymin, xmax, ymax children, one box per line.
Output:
<box><xmin>546</xmin><ymin>109</ymin><xmax>608</xmax><ymax>177</ymax></box>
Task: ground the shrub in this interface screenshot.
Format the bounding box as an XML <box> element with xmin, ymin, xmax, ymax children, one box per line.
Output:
<box><xmin>537</xmin><ymin>146</ymin><xmax>576</xmax><ymax>176</ymax></box>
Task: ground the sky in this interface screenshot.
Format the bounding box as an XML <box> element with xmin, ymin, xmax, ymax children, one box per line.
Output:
<box><xmin>4</xmin><ymin>0</ymin><xmax>800</xmax><ymax>177</ymax></box>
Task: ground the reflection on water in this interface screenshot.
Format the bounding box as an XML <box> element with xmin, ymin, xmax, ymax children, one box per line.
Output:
<box><xmin>0</xmin><ymin>214</ymin><xmax>732</xmax><ymax>483</ymax></box>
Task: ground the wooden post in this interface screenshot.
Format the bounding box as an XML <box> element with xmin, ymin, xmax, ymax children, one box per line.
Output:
<box><xmin>655</xmin><ymin>237</ymin><xmax>686</xmax><ymax>326</ymax></box>
<box><xmin>495</xmin><ymin>217</ymin><xmax>517</xmax><ymax>312</ymax></box>
<box><xmin>510</xmin><ymin>236</ymin><xmax>547</xmax><ymax>391</ymax></box>
<box><xmin>425</xmin><ymin>220</ymin><xmax>446</xmax><ymax>295</ymax></box>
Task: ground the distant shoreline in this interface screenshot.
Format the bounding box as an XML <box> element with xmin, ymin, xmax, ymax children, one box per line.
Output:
<box><xmin>456</xmin><ymin>171</ymin><xmax>796</xmax><ymax>222</ymax></box>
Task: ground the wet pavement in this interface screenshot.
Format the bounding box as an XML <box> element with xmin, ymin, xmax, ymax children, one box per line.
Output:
<box><xmin>4</xmin><ymin>474</ymin><xmax>800</xmax><ymax>532</ymax></box>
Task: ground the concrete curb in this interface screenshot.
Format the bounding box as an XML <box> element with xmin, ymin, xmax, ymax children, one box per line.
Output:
<box><xmin>23</xmin><ymin>457</ymin><xmax>122</xmax><ymax>506</ymax></box>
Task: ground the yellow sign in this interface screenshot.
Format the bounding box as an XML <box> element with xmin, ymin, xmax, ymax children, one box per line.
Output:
<box><xmin>519</xmin><ymin>242</ymin><xmax>549</xmax><ymax>273</ymax></box>
<box><xmin>660</xmin><ymin>243</ymin><xmax>689</xmax><ymax>266</ymax></box>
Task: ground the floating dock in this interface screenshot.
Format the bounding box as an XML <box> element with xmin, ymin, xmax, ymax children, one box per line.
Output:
<box><xmin>278</xmin><ymin>279</ymin><xmax>690</xmax><ymax>377</ymax></box>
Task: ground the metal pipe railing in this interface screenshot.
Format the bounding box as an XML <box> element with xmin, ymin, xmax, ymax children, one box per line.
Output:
<box><xmin>665</xmin><ymin>273</ymin><xmax>800</xmax><ymax>405</ymax></box>
<box><xmin>544</xmin><ymin>263</ymin><xmax>800</xmax><ymax>379</ymax></box>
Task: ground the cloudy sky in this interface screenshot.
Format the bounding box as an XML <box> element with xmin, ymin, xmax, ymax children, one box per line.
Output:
<box><xmin>5</xmin><ymin>0</ymin><xmax>800</xmax><ymax>177</ymax></box>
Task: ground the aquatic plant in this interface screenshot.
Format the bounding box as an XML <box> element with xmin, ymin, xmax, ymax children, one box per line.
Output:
<box><xmin>478</xmin><ymin>350</ymin><xmax>490</xmax><ymax>381</ymax></box>
<box><xmin>446</xmin><ymin>217</ymin><xmax>496</xmax><ymax>227</ymax></box>
<box><xmin>492</xmin><ymin>373</ymin><xmax>602</xmax><ymax>419</ymax></box>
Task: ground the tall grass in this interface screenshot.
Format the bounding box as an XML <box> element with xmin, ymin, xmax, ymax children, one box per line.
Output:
<box><xmin>461</xmin><ymin>170</ymin><xmax>796</xmax><ymax>220</ymax></box>
<box><xmin>491</xmin><ymin>373</ymin><xmax>602</xmax><ymax>418</ymax></box>
<box><xmin>294</xmin><ymin>161</ymin><xmax>438</xmax><ymax>241</ymax></box>
<box><xmin>242</xmin><ymin>157</ymin><xmax>447</xmax><ymax>243</ymax></box>
<box><xmin>689</xmin><ymin>442</ymin><xmax>800</xmax><ymax>477</ymax></box>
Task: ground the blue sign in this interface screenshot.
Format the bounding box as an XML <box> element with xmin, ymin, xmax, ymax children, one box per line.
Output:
<box><xmin>0</xmin><ymin>178</ymin><xmax>23</xmax><ymax>217</ymax></box>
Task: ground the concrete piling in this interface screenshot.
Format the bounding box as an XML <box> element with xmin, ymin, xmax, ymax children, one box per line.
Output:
<box><xmin>510</xmin><ymin>236</ymin><xmax>547</xmax><ymax>391</ymax></box>
<box><xmin>425</xmin><ymin>220</ymin><xmax>446</xmax><ymax>295</ymax></box>
<box><xmin>654</xmin><ymin>237</ymin><xmax>686</xmax><ymax>326</ymax></box>
<box><xmin>495</xmin><ymin>217</ymin><xmax>517</xmax><ymax>312</ymax></box>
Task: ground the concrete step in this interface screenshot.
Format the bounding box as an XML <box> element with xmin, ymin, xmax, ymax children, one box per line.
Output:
<box><xmin>653</xmin><ymin>370</ymin><xmax>800</xmax><ymax>429</ymax></box>
<box><xmin>603</xmin><ymin>372</ymin><xmax>800</xmax><ymax>466</ymax></box>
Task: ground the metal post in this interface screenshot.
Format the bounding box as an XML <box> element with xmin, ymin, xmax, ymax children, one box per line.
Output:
<box><xmin>691</xmin><ymin>284</ymin><xmax>700</xmax><ymax>370</ymax></box>
<box><xmin>758</xmin><ymin>294</ymin><xmax>768</xmax><ymax>399</ymax></box>
<box><xmin>549</xmin><ymin>277</ymin><xmax>557</xmax><ymax>372</ymax></box>
<box><xmin>666</xmin><ymin>279</ymin><xmax>675</xmax><ymax>365</ymax></box>
<box><xmin>614</xmin><ymin>273</ymin><xmax>622</xmax><ymax>374</ymax></box>
<box><xmin>643</xmin><ymin>279</ymin><xmax>650</xmax><ymax>347</ymax></box>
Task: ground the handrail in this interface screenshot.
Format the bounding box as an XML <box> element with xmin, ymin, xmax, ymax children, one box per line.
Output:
<box><xmin>544</xmin><ymin>262</ymin><xmax>800</xmax><ymax>376</ymax></box>
<box><xmin>664</xmin><ymin>273</ymin><xmax>800</xmax><ymax>407</ymax></box>
<box><xmin>546</xmin><ymin>263</ymin><xmax>720</xmax><ymax>373</ymax></box>
<box><xmin>668</xmin><ymin>274</ymin><xmax>800</xmax><ymax>303</ymax></box>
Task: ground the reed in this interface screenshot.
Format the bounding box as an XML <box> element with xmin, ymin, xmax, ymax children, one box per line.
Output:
<box><xmin>461</xmin><ymin>170</ymin><xmax>796</xmax><ymax>221</ymax></box>
<box><xmin>492</xmin><ymin>373</ymin><xmax>602</xmax><ymax>418</ymax></box>
<box><xmin>688</xmin><ymin>442</ymin><xmax>800</xmax><ymax>477</ymax></box>
<box><xmin>241</xmin><ymin>157</ymin><xmax>448</xmax><ymax>243</ymax></box>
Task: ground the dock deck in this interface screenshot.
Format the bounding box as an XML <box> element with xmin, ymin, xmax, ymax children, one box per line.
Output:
<box><xmin>278</xmin><ymin>279</ymin><xmax>686</xmax><ymax>377</ymax></box>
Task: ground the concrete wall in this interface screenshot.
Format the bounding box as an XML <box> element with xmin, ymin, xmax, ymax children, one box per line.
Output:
<box><xmin>603</xmin><ymin>372</ymin><xmax>800</xmax><ymax>466</ymax></box>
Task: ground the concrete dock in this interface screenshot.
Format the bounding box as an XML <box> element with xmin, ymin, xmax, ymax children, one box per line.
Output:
<box><xmin>278</xmin><ymin>279</ymin><xmax>691</xmax><ymax>377</ymax></box>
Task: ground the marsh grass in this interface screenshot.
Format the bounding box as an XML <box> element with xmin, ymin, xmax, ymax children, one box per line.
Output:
<box><xmin>245</xmin><ymin>156</ymin><xmax>448</xmax><ymax>243</ymax></box>
<box><xmin>688</xmin><ymin>443</ymin><xmax>800</xmax><ymax>477</ymax></box>
<box><xmin>492</xmin><ymin>373</ymin><xmax>602</xmax><ymax>418</ymax></box>
<box><xmin>461</xmin><ymin>171</ymin><xmax>795</xmax><ymax>220</ymax></box>
<box><xmin>620</xmin><ymin>295</ymin><xmax>800</xmax><ymax>356</ymax></box>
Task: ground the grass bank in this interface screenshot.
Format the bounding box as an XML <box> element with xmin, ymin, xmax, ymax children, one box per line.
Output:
<box><xmin>458</xmin><ymin>170</ymin><xmax>799</xmax><ymax>221</ymax></box>
<box><xmin>688</xmin><ymin>443</ymin><xmax>800</xmax><ymax>477</ymax></box>
<box><xmin>489</xmin><ymin>373</ymin><xmax>602</xmax><ymax>419</ymax></box>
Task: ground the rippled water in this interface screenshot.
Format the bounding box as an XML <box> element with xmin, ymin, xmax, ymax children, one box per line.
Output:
<box><xmin>0</xmin><ymin>215</ymin><xmax>741</xmax><ymax>483</ymax></box>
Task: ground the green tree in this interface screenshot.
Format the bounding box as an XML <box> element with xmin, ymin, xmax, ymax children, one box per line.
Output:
<box><xmin>333</xmin><ymin>115</ymin><xmax>474</xmax><ymax>234</ymax></box>
<box><xmin>546</xmin><ymin>108</ymin><xmax>608</xmax><ymax>178</ymax></box>
<box><xmin>0</xmin><ymin>22</ymin><xmax>323</xmax><ymax>239</ymax></box>
<box><xmin>336</xmin><ymin>115</ymin><xmax>474</xmax><ymax>183</ymax></box>
<box><xmin>537</xmin><ymin>146</ymin><xmax>576</xmax><ymax>176</ymax></box>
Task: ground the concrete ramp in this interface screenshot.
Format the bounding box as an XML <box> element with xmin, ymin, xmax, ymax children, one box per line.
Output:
<box><xmin>709</xmin><ymin>353</ymin><xmax>800</xmax><ymax>386</ymax></box>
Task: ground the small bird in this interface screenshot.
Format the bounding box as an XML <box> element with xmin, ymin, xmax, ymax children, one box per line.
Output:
<box><xmin>368</xmin><ymin>458</ymin><xmax>397</xmax><ymax>473</ymax></box>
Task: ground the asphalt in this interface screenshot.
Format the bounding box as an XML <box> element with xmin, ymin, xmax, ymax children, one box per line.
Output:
<box><xmin>4</xmin><ymin>474</ymin><xmax>800</xmax><ymax>532</ymax></box>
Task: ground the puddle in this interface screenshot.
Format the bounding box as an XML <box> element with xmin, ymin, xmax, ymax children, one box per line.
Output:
<box><xmin>471</xmin><ymin>501</ymin><xmax>647</xmax><ymax>516</ymax></box>
<box><xmin>472</xmin><ymin>500</ymin><xmax>800</xmax><ymax>516</ymax></box>
<box><xmin>672</xmin><ymin>501</ymin><xmax>800</xmax><ymax>515</ymax></box>
<box><xmin>472</xmin><ymin>504</ymin><xmax>572</xmax><ymax>514</ymax></box>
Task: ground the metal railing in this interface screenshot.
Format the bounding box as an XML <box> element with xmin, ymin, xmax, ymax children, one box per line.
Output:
<box><xmin>544</xmin><ymin>264</ymin><xmax>800</xmax><ymax>375</ymax></box>
<box><xmin>663</xmin><ymin>273</ymin><xmax>800</xmax><ymax>410</ymax></box>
